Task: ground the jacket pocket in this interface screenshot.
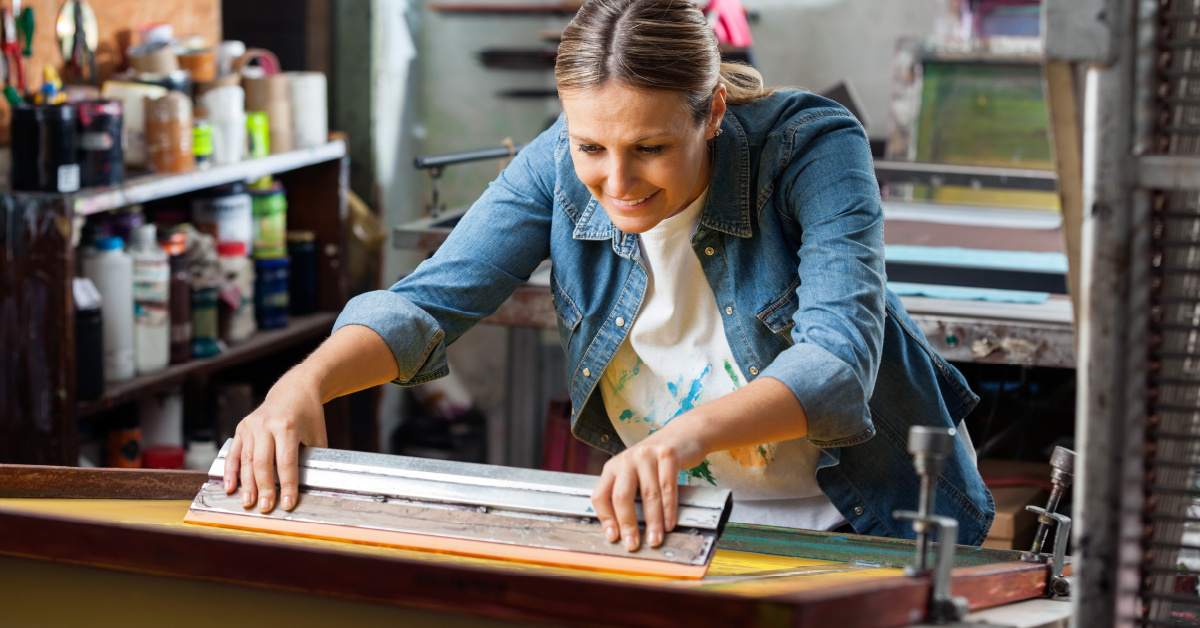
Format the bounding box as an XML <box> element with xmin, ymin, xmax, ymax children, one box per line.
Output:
<box><xmin>551</xmin><ymin>273</ymin><xmax>582</xmax><ymax>349</ymax></box>
<box><xmin>756</xmin><ymin>277</ymin><xmax>801</xmax><ymax>343</ymax></box>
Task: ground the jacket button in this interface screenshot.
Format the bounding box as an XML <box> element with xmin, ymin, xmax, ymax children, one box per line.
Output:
<box><xmin>705</xmin><ymin>247</ymin><xmax>715</xmax><ymax>256</ymax></box>
<box><xmin>600</xmin><ymin>434</ymin><xmax>609</xmax><ymax>443</ymax></box>
<box><xmin>749</xmin><ymin>366</ymin><xmax>759</xmax><ymax>375</ymax></box>
<box><xmin>615</xmin><ymin>317</ymin><xmax>625</xmax><ymax>327</ymax></box>
<box><xmin>725</xmin><ymin>306</ymin><xmax>733</xmax><ymax>315</ymax></box>
<box><xmin>583</xmin><ymin>368</ymin><xmax>591</xmax><ymax>378</ymax></box>
<box><xmin>854</xmin><ymin>506</ymin><xmax>864</xmax><ymax>516</ymax></box>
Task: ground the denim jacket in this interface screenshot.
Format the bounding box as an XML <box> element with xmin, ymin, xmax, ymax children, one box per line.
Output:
<box><xmin>335</xmin><ymin>90</ymin><xmax>995</xmax><ymax>544</ymax></box>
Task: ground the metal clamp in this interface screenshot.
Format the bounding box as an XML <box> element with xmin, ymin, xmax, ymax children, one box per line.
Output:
<box><xmin>894</xmin><ymin>426</ymin><xmax>970</xmax><ymax>624</ymax></box>
<box><xmin>1021</xmin><ymin>508</ymin><xmax>1073</xmax><ymax>599</ymax></box>
<box><xmin>1019</xmin><ymin>446</ymin><xmax>1075</xmax><ymax>599</ymax></box>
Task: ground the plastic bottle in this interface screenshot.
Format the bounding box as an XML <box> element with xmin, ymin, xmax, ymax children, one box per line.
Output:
<box><xmin>217</xmin><ymin>241</ymin><xmax>257</xmax><ymax>345</ymax></box>
<box><xmin>81</xmin><ymin>236</ymin><xmax>135</xmax><ymax>382</ymax></box>
<box><xmin>130</xmin><ymin>224</ymin><xmax>170</xmax><ymax>374</ymax></box>
<box><xmin>161</xmin><ymin>230</ymin><xmax>192</xmax><ymax>364</ymax></box>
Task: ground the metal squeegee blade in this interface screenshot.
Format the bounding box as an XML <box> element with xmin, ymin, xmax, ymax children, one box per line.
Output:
<box><xmin>184</xmin><ymin>440</ymin><xmax>734</xmax><ymax>578</ymax></box>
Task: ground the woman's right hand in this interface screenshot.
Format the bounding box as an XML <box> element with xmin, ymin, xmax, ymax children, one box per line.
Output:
<box><xmin>222</xmin><ymin>368</ymin><xmax>329</xmax><ymax>514</ymax></box>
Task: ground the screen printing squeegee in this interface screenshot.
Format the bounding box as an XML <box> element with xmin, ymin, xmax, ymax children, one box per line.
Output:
<box><xmin>184</xmin><ymin>440</ymin><xmax>734</xmax><ymax>578</ymax></box>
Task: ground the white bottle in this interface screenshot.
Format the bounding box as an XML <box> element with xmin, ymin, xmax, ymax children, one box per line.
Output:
<box><xmin>130</xmin><ymin>224</ymin><xmax>171</xmax><ymax>374</ymax></box>
<box><xmin>81</xmin><ymin>236</ymin><xmax>135</xmax><ymax>382</ymax></box>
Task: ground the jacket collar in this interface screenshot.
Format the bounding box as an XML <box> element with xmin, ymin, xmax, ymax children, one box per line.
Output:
<box><xmin>571</xmin><ymin>114</ymin><xmax>754</xmax><ymax>248</ymax></box>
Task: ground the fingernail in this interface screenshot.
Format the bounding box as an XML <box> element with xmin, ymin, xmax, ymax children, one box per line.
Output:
<box><xmin>648</xmin><ymin>531</ymin><xmax>662</xmax><ymax>547</ymax></box>
<box><xmin>624</xmin><ymin>534</ymin><xmax>638</xmax><ymax>551</ymax></box>
<box><xmin>223</xmin><ymin>478</ymin><xmax>233</xmax><ymax>493</ymax></box>
<box><xmin>282</xmin><ymin>495</ymin><xmax>294</xmax><ymax>510</ymax></box>
<box><xmin>259</xmin><ymin>497</ymin><xmax>271</xmax><ymax>512</ymax></box>
<box><xmin>242</xmin><ymin>491</ymin><xmax>253</xmax><ymax>508</ymax></box>
<box><xmin>604</xmin><ymin>525</ymin><xmax>618</xmax><ymax>543</ymax></box>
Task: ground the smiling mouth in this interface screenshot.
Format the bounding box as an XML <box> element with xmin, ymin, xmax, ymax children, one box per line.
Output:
<box><xmin>609</xmin><ymin>190</ymin><xmax>658</xmax><ymax>210</ymax></box>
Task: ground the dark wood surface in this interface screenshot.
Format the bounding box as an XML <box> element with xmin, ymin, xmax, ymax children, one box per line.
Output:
<box><xmin>0</xmin><ymin>466</ymin><xmax>1060</xmax><ymax>627</ymax></box>
<box><xmin>0</xmin><ymin>465</ymin><xmax>208</xmax><ymax>499</ymax></box>
<box><xmin>0</xmin><ymin>195</ymin><xmax>77</xmax><ymax>465</ymax></box>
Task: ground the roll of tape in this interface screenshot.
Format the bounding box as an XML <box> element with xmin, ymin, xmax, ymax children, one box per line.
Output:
<box><xmin>128</xmin><ymin>41</ymin><xmax>179</xmax><ymax>74</ymax></box>
<box><xmin>179</xmin><ymin>50</ymin><xmax>217</xmax><ymax>83</ymax></box>
<box><xmin>286</xmin><ymin>72</ymin><xmax>328</xmax><ymax>149</ymax></box>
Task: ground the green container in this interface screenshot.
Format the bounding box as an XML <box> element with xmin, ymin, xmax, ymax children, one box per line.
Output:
<box><xmin>246</xmin><ymin>111</ymin><xmax>270</xmax><ymax>159</ymax></box>
<box><xmin>251</xmin><ymin>182</ymin><xmax>288</xmax><ymax>259</ymax></box>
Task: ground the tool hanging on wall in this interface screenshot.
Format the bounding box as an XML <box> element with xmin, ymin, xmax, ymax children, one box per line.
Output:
<box><xmin>56</xmin><ymin>0</ymin><xmax>97</xmax><ymax>85</ymax></box>
<box><xmin>2</xmin><ymin>7</ymin><xmax>24</xmax><ymax>102</ymax></box>
<box><xmin>185</xmin><ymin>440</ymin><xmax>733</xmax><ymax>578</ymax></box>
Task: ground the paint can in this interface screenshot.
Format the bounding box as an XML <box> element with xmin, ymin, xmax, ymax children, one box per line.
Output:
<box><xmin>76</xmin><ymin>100</ymin><xmax>124</xmax><ymax>187</ymax></box>
<box><xmin>145</xmin><ymin>91</ymin><xmax>194</xmax><ymax>173</ymax></box>
<box><xmin>254</xmin><ymin>257</ymin><xmax>290</xmax><ymax>330</ymax></box>
<box><xmin>191</xmin><ymin>182</ymin><xmax>253</xmax><ymax>251</ymax></box>
<box><xmin>251</xmin><ymin>181</ymin><xmax>288</xmax><ymax>259</ymax></box>
<box><xmin>10</xmin><ymin>103</ymin><xmax>80</xmax><ymax>192</ymax></box>
<box><xmin>287</xmin><ymin>231</ymin><xmax>317</xmax><ymax>315</ymax></box>
<box><xmin>139</xmin><ymin>389</ymin><xmax>184</xmax><ymax>448</ymax></box>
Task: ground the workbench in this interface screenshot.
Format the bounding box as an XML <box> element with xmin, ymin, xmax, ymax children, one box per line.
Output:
<box><xmin>0</xmin><ymin>465</ymin><xmax>1071</xmax><ymax>628</ymax></box>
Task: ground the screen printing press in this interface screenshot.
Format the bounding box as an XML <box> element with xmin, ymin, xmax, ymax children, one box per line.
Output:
<box><xmin>0</xmin><ymin>432</ymin><xmax>1074</xmax><ymax>628</ymax></box>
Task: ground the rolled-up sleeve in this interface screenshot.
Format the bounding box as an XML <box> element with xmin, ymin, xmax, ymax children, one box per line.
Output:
<box><xmin>758</xmin><ymin>114</ymin><xmax>885</xmax><ymax>448</ymax></box>
<box><xmin>334</xmin><ymin>119</ymin><xmax>563</xmax><ymax>385</ymax></box>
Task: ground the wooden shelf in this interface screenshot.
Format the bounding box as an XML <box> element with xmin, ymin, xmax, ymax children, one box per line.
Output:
<box><xmin>68</xmin><ymin>140</ymin><xmax>347</xmax><ymax>216</ymax></box>
<box><xmin>76</xmin><ymin>311</ymin><xmax>339</xmax><ymax>419</ymax></box>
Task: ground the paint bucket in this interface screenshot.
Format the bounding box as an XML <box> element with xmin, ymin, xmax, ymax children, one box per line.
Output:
<box><xmin>76</xmin><ymin>100</ymin><xmax>124</xmax><ymax>187</ymax></box>
<box><xmin>10</xmin><ymin>103</ymin><xmax>79</xmax><ymax>192</ymax></box>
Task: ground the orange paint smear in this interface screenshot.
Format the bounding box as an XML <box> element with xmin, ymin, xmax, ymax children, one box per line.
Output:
<box><xmin>183</xmin><ymin>508</ymin><xmax>709</xmax><ymax>579</ymax></box>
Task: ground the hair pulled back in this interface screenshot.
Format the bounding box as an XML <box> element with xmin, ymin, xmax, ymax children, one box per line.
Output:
<box><xmin>555</xmin><ymin>0</ymin><xmax>772</xmax><ymax>124</ymax></box>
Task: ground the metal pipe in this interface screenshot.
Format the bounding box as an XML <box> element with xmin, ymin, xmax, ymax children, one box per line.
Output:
<box><xmin>413</xmin><ymin>144</ymin><xmax>527</xmax><ymax>171</ymax></box>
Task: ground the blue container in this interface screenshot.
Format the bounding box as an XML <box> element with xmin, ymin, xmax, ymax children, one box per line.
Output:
<box><xmin>254</xmin><ymin>257</ymin><xmax>290</xmax><ymax>330</ymax></box>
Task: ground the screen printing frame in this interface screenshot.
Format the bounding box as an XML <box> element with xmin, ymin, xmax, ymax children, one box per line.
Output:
<box><xmin>0</xmin><ymin>465</ymin><xmax>1062</xmax><ymax>628</ymax></box>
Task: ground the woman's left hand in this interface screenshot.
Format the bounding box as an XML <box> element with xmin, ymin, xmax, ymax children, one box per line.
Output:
<box><xmin>589</xmin><ymin>424</ymin><xmax>707</xmax><ymax>552</ymax></box>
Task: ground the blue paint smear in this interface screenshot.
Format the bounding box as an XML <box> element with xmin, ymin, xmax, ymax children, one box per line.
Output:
<box><xmin>667</xmin><ymin>381</ymin><xmax>678</xmax><ymax>397</ymax></box>
<box><xmin>670</xmin><ymin>365</ymin><xmax>709</xmax><ymax>419</ymax></box>
<box><xmin>618</xmin><ymin>409</ymin><xmax>634</xmax><ymax>422</ymax></box>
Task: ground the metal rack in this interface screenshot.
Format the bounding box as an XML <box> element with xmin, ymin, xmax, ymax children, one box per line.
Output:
<box><xmin>1051</xmin><ymin>0</ymin><xmax>1200</xmax><ymax>625</ymax></box>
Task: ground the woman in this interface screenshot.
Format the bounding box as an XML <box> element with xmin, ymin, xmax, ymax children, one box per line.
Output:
<box><xmin>225</xmin><ymin>0</ymin><xmax>994</xmax><ymax>552</ymax></box>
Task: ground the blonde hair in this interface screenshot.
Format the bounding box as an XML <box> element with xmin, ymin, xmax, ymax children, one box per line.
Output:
<box><xmin>555</xmin><ymin>0</ymin><xmax>774</xmax><ymax>124</ymax></box>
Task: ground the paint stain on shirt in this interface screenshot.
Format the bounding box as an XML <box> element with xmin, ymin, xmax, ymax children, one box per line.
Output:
<box><xmin>725</xmin><ymin>443</ymin><xmax>774</xmax><ymax>469</ymax></box>
<box><xmin>724</xmin><ymin>360</ymin><xmax>741</xmax><ymax>389</ymax></box>
<box><xmin>686</xmin><ymin>458</ymin><xmax>718</xmax><ymax>486</ymax></box>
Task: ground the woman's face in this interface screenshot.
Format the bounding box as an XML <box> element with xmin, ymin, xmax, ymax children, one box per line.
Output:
<box><xmin>560</xmin><ymin>82</ymin><xmax>726</xmax><ymax>234</ymax></box>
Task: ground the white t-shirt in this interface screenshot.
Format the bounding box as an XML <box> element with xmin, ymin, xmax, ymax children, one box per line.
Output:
<box><xmin>598</xmin><ymin>189</ymin><xmax>846</xmax><ymax>531</ymax></box>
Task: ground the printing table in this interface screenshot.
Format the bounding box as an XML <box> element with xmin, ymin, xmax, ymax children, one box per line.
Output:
<box><xmin>0</xmin><ymin>465</ymin><xmax>1071</xmax><ymax>628</ymax></box>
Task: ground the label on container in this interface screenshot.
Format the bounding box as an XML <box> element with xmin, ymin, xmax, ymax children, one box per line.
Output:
<box><xmin>57</xmin><ymin>163</ymin><xmax>80</xmax><ymax>193</ymax></box>
<box><xmin>80</xmin><ymin>131</ymin><xmax>116</xmax><ymax>151</ymax></box>
<box><xmin>133</xmin><ymin>259</ymin><xmax>171</xmax><ymax>303</ymax></box>
<box><xmin>193</xmin><ymin>194</ymin><xmax>253</xmax><ymax>249</ymax></box>
<box><xmin>194</xmin><ymin>122</ymin><xmax>214</xmax><ymax>157</ymax></box>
